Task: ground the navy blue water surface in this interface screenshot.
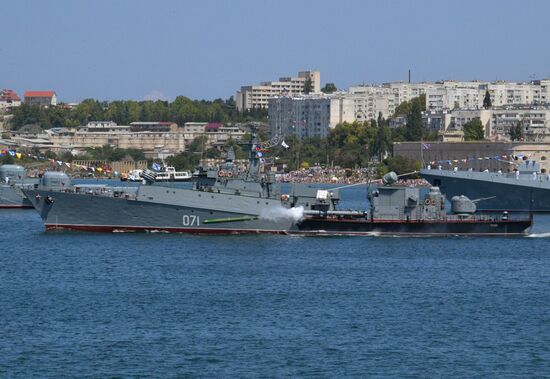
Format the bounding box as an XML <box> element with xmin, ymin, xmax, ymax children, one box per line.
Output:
<box><xmin>1</xmin><ymin>185</ymin><xmax>550</xmax><ymax>377</ymax></box>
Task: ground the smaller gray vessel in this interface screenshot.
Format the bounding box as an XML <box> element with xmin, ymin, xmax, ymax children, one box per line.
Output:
<box><xmin>0</xmin><ymin>165</ymin><xmax>38</xmax><ymax>208</ymax></box>
<box><xmin>297</xmin><ymin>172</ymin><xmax>532</xmax><ymax>236</ymax></box>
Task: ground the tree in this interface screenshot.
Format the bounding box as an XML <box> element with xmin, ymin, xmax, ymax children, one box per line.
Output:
<box><xmin>405</xmin><ymin>99</ymin><xmax>424</xmax><ymax>141</ymax></box>
<box><xmin>463</xmin><ymin>118</ymin><xmax>485</xmax><ymax>141</ymax></box>
<box><xmin>1</xmin><ymin>154</ymin><xmax>14</xmax><ymax>165</ymax></box>
<box><xmin>509</xmin><ymin>121</ymin><xmax>523</xmax><ymax>141</ymax></box>
<box><xmin>303</xmin><ymin>77</ymin><xmax>313</xmax><ymax>94</ymax></box>
<box><xmin>189</xmin><ymin>136</ymin><xmax>208</xmax><ymax>152</ymax></box>
<box><xmin>393</xmin><ymin>94</ymin><xmax>426</xmax><ymax>117</ymax></box>
<box><xmin>321</xmin><ymin>83</ymin><xmax>337</xmax><ymax>94</ymax></box>
<box><xmin>380</xmin><ymin>156</ymin><xmax>420</xmax><ymax>176</ymax></box>
<box><xmin>369</xmin><ymin>113</ymin><xmax>392</xmax><ymax>161</ymax></box>
<box><xmin>483</xmin><ymin>90</ymin><xmax>492</xmax><ymax>109</ymax></box>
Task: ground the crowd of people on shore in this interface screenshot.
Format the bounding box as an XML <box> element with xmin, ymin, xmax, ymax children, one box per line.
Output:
<box><xmin>276</xmin><ymin>166</ymin><xmax>430</xmax><ymax>186</ymax></box>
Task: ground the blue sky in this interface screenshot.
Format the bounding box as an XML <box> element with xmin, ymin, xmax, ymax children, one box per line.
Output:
<box><xmin>2</xmin><ymin>0</ymin><xmax>549</xmax><ymax>102</ymax></box>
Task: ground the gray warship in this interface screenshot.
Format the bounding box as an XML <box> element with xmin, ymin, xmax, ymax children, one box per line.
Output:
<box><xmin>0</xmin><ymin>165</ymin><xmax>38</xmax><ymax>208</ymax></box>
<box><xmin>298</xmin><ymin>172</ymin><xmax>532</xmax><ymax>236</ymax></box>
<box><xmin>22</xmin><ymin>140</ymin><xmax>531</xmax><ymax>236</ymax></box>
<box><xmin>421</xmin><ymin>160</ymin><xmax>550</xmax><ymax>212</ymax></box>
<box><xmin>23</xmin><ymin>139</ymin><xmax>341</xmax><ymax>234</ymax></box>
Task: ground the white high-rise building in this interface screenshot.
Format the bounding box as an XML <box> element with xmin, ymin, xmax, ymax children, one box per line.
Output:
<box><xmin>235</xmin><ymin>70</ymin><xmax>320</xmax><ymax>111</ymax></box>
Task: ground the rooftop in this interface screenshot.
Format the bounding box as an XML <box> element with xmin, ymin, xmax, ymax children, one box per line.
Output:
<box><xmin>0</xmin><ymin>89</ymin><xmax>21</xmax><ymax>101</ymax></box>
<box><xmin>24</xmin><ymin>90</ymin><xmax>56</xmax><ymax>98</ymax></box>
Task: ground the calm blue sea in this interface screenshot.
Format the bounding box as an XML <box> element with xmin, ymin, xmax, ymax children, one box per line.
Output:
<box><xmin>1</xmin><ymin>184</ymin><xmax>550</xmax><ymax>377</ymax></box>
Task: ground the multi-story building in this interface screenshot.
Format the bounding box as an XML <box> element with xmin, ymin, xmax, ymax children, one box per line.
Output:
<box><xmin>24</xmin><ymin>91</ymin><xmax>57</xmax><ymax>107</ymax></box>
<box><xmin>268</xmin><ymin>94</ymin><xmax>354</xmax><ymax>139</ymax></box>
<box><xmin>422</xmin><ymin>106</ymin><xmax>550</xmax><ymax>142</ymax></box>
<box><xmin>181</xmin><ymin>122</ymin><xmax>247</xmax><ymax>148</ymax></box>
<box><xmin>347</xmin><ymin>86</ymin><xmax>395</xmax><ymax>121</ymax></box>
<box><xmin>348</xmin><ymin>82</ymin><xmax>437</xmax><ymax>121</ymax></box>
<box><xmin>0</xmin><ymin>89</ymin><xmax>21</xmax><ymax>111</ymax></box>
<box><xmin>426</xmin><ymin>80</ymin><xmax>550</xmax><ymax>111</ymax></box>
<box><xmin>490</xmin><ymin>106</ymin><xmax>550</xmax><ymax>142</ymax></box>
<box><xmin>45</xmin><ymin>120</ymin><xmax>249</xmax><ymax>155</ymax></box>
<box><xmin>235</xmin><ymin>70</ymin><xmax>320</xmax><ymax>111</ymax></box>
<box><xmin>45</xmin><ymin>127</ymin><xmax>186</xmax><ymax>155</ymax></box>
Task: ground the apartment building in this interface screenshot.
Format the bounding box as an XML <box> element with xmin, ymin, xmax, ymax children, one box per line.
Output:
<box><xmin>426</xmin><ymin>80</ymin><xmax>550</xmax><ymax>111</ymax></box>
<box><xmin>423</xmin><ymin>106</ymin><xmax>550</xmax><ymax>142</ymax></box>
<box><xmin>490</xmin><ymin>107</ymin><xmax>550</xmax><ymax>142</ymax></box>
<box><xmin>267</xmin><ymin>94</ymin><xmax>354</xmax><ymax>139</ymax></box>
<box><xmin>348</xmin><ymin>82</ymin><xmax>437</xmax><ymax>120</ymax></box>
<box><xmin>235</xmin><ymin>70</ymin><xmax>320</xmax><ymax>111</ymax></box>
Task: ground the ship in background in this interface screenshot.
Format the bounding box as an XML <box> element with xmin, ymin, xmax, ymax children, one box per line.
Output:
<box><xmin>0</xmin><ymin>165</ymin><xmax>38</xmax><ymax>208</ymax></box>
<box><xmin>421</xmin><ymin>160</ymin><xmax>550</xmax><ymax>212</ymax></box>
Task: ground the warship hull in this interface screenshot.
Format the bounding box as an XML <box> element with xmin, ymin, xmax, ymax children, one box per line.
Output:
<box><xmin>297</xmin><ymin>217</ymin><xmax>532</xmax><ymax>236</ymax></box>
<box><xmin>0</xmin><ymin>184</ymin><xmax>33</xmax><ymax>208</ymax></box>
<box><xmin>421</xmin><ymin>170</ymin><xmax>550</xmax><ymax>212</ymax></box>
<box><xmin>23</xmin><ymin>188</ymin><xmax>296</xmax><ymax>234</ymax></box>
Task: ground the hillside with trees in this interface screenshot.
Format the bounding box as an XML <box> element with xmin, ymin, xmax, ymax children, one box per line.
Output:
<box><xmin>9</xmin><ymin>97</ymin><xmax>267</xmax><ymax>130</ymax></box>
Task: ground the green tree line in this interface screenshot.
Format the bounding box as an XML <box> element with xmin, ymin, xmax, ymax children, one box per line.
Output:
<box><xmin>9</xmin><ymin>97</ymin><xmax>267</xmax><ymax>130</ymax></box>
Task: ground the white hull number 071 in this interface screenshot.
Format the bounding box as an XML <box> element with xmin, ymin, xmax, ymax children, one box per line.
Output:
<box><xmin>182</xmin><ymin>214</ymin><xmax>200</xmax><ymax>226</ymax></box>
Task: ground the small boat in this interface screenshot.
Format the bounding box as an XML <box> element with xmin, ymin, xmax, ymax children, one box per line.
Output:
<box><xmin>152</xmin><ymin>167</ymin><xmax>192</xmax><ymax>182</ymax></box>
<box><xmin>127</xmin><ymin>169</ymin><xmax>143</xmax><ymax>182</ymax></box>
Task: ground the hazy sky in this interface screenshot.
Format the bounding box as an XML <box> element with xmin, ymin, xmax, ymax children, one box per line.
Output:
<box><xmin>2</xmin><ymin>0</ymin><xmax>549</xmax><ymax>102</ymax></box>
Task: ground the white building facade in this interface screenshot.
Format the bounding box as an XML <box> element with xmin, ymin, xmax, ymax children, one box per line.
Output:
<box><xmin>236</xmin><ymin>70</ymin><xmax>320</xmax><ymax>111</ymax></box>
<box><xmin>425</xmin><ymin>80</ymin><xmax>550</xmax><ymax>111</ymax></box>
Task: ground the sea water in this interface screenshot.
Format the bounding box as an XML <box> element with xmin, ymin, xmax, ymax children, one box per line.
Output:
<box><xmin>1</xmin><ymin>185</ymin><xmax>550</xmax><ymax>377</ymax></box>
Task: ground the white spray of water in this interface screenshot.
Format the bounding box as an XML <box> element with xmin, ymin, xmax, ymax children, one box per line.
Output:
<box><xmin>259</xmin><ymin>206</ymin><xmax>304</xmax><ymax>222</ymax></box>
<box><xmin>526</xmin><ymin>232</ymin><xmax>550</xmax><ymax>238</ymax></box>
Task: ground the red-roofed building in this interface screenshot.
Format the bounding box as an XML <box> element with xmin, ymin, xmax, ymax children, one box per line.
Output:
<box><xmin>24</xmin><ymin>90</ymin><xmax>57</xmax><ymax>107</ymax></box>
<box><xmin>0</xmin><ymin>89</ymin><xmax>22</xmax><ymax>111</ymax></box>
